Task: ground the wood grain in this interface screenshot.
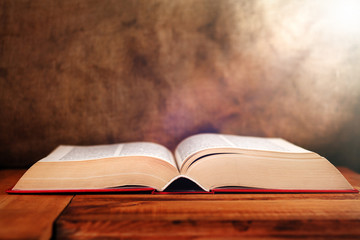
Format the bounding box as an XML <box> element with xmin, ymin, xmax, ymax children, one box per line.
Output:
<box><xmin>0</xmin><ymin>170</ymin><xmax>73</xmax><ymax>240</ymax></box>
<box><xmin>0</xmin><ymin>0</ymin><xmax>359</xmax><ymax>173</ymax></box>
<box><xmin>55</xmin><ymin>167</ymin><xmax>360</xmax><ymax>239</ymax></box>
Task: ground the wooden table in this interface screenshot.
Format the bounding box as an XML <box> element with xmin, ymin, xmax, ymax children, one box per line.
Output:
<box><xmin>1</xmin><ymin>168</ymin><xmax>360</xmax><ymax>239</ymax></box>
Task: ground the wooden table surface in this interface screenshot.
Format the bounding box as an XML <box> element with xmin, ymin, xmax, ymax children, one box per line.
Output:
<box><xmin>0</xmin><ymin>170</ymin><xmax>72</xmax><ymax>240</ymax></box>
<box><xmin>1</xmin><ymin>167</ymin><xmax>360</xmax><ymax>239</ymax></box>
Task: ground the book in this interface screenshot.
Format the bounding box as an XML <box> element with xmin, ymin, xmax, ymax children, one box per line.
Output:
<box><xmin>9</xmin><ymin>133</ymin><xmax>357</xmax><ymax>193</ymax></box>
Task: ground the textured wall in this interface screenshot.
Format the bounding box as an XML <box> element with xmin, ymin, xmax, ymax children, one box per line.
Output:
<box><xmin>1</xmin><ymin>0</ymin><xmax>359</xmax><ymax>170</ymax></box>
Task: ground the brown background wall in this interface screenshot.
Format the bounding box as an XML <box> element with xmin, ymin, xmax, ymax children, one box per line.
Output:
<box><xmin>1</xmin><ymin>0</ymin><xmax>359</xmax><ymax>171</ymax></box>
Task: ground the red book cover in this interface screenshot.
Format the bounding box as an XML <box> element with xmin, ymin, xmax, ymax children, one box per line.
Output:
<box><xmin>6</xmin><ymin>187</ymin><xmax>358</xmax><ymax>194</ymax></box>
<box><xmin>211</xmin><ymin>188</ymin><xmax>359</xmax><ymax>193</ymax></box>
<box><xmin>6</xmin><ymin>187</ymin><xmax>155</xmax><ymax>194</ymax></box>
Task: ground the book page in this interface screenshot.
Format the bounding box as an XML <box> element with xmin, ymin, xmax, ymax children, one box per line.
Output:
<box><xmin>175</xmin><ymin>134</ymin><xmax>234</xmax><ymax>167</ymax></box>
<box><xmin>175</xmin><ymin>133</ymin><xmax>312</xmax><ymax>168</ymax></box>
<box><xmin>40</xmin><ymin>142</ymin><xmax>176</xmax><ymax>166</ymax></box>
<box><xmin>39</xmin><ymin>144</ymin><xmax>122</xmax><ymax>162</ymax></box>
<box><xmin>222</xmin><ymin>135</ymin><xmax>311</xmax><ymax>153</ymax></box>
<box><xmin>117</xmin><ymin>142</ymin><xmax>176</xmax><ymax>166</ymax></box>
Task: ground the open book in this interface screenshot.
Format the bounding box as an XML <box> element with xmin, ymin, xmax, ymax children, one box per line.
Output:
<box><xmin>9</xmin><ymin>133</ymin><xmax>356</xmax><ymax>193</ymax></box>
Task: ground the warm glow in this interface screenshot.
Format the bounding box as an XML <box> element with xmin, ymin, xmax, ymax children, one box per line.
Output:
<box><xmin>324</xmin><ymin>0</ymin><xmax>360</xmax><ymax>35</ymax></box>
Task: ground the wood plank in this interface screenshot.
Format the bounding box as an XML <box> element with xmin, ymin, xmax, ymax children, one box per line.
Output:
<box><xmin>56</xmin><ymin>198</ymin><xmax>360</xmax><ymax>239</ymax></box>
<box><xmin>0</xmin><ymin>170</ymin><xmax>73</xmax><ymax>240</ymax></box>
<box><xmin>55</xmin><ymin>167</ymin><xmax>360</xmax><ymax>239</ymax></box>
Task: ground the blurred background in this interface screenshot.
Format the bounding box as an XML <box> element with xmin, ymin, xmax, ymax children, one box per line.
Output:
<box><xmin>0</xmin><ymin>0</ymin><xmax>359</xmax><ymax>171</ymax></box>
